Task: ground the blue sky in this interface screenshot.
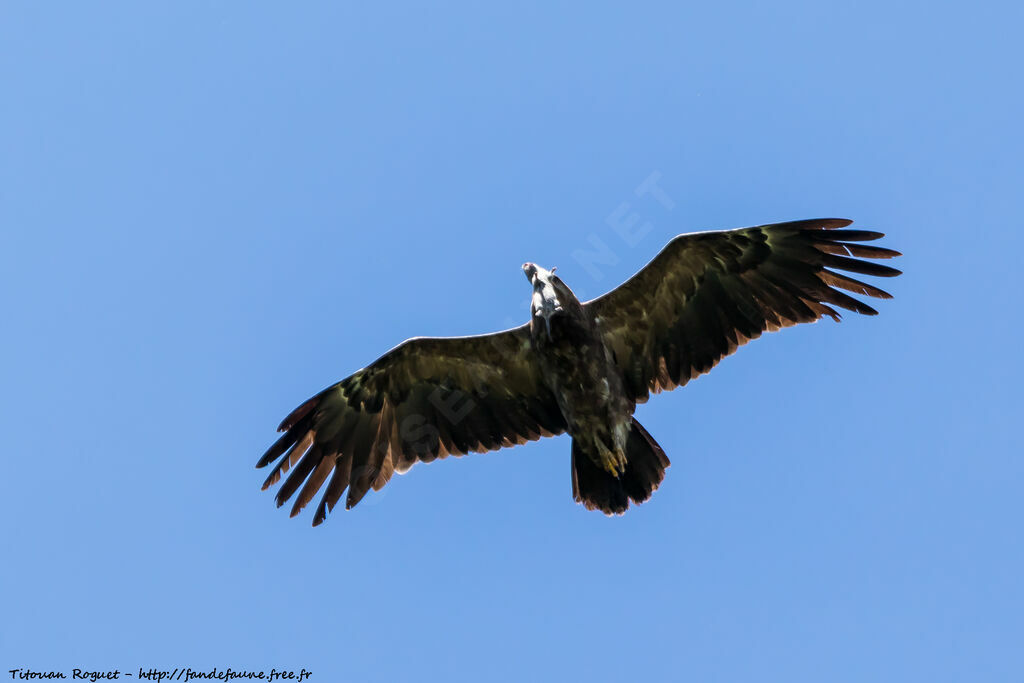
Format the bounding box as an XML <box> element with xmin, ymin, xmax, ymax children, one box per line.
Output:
<box><xmin>2</xmin><ymin>2</ymin><xmax>1021</xmax><ymax>681</ymax></box>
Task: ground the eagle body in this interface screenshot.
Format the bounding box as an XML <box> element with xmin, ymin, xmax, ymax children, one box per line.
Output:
<box><xmin>525</xmin><ymin>263</ymin><xmax>638</xmax><ymax>482</ymax></box>
<box><xmin>256</xmin><ymin>219</ymin><xmax>901</xmax><ymax>525</ymax></box>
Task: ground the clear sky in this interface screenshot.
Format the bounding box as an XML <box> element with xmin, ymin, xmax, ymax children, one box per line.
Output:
<box><xmin>2</xmin><ymin>2</ymin><xmax>1021</xmax><ymax>682</ymax></box>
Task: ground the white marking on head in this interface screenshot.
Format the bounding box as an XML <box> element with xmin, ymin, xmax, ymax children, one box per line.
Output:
<box><xmin>524</xmin><ymin>263</ymin><xmax>562</xmax><ymax>338</ymax></box>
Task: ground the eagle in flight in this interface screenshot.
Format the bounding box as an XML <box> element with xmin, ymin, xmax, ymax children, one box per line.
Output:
<box><xmin>257</xmin><ymin>218</ymin><xmax>900</xmax><ymax>525</ymax></box>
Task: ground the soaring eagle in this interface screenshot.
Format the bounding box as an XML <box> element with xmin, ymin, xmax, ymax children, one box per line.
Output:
<box><xmin>257</xmin><ymin>219</ymin><xmax>900</xmax><ymax>525</ymax></box>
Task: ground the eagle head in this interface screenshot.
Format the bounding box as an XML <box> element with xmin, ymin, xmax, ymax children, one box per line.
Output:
<box><xmin>523</xmin><ymin>262</ymin><xmax>570</xmax><ymax>339</ymax></box>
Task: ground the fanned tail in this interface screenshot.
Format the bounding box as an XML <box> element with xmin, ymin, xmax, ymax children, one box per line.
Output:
<box><xmin>571</xmin><ymin>417</ymin><xmax>670</xmax><ymax>515</ymax></box>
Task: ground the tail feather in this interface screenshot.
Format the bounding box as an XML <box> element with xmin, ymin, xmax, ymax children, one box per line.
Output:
<box><xmin>571</xmin><ymin>417</ymin><xmax>670</xmax><ymax>515</ymax></box>
<box><xmin>620</xmin><ymin>419</ymin><xmax>670</xmax><ymax>503</ymax></box>
<box><xmin>572</xmin><ymin>442</ymin><xmax>630</xmax><ymax>514</ymax></box>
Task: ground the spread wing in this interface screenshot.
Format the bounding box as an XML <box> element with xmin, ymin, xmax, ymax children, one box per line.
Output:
<box><xmin>256</xmin><ymin>325</ymin><xmax>565</xmax><ymax>525</ymax></box>
<box><xmin>586</xmin><ymin>218</ymin><xmax>901</xmax><ymax>403</ymax></box>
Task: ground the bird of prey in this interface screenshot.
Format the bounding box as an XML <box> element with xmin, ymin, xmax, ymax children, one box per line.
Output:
<box><xmin>256</xmin><ymin>218</ymin><xmax>900</xmax><ymax>525</ymax></box>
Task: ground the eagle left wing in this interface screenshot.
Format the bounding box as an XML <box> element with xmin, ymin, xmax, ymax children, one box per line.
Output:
<box><xmin>256</xmin><ymin>325</ymin><xmax>565</xmax><ymax>525</ymax></box>
<box><xmin>585</xmin><ymin>218</ymin><xmax>901</xmax><ymax>403</ymax></box>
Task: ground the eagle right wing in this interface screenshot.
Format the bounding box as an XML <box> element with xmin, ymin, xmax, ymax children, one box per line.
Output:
<box><xmin>585</xmin><ymin>218</ymin><xmax>901</xmax><ymax>403</ymax></box>
<box><xmin>256</xmin><ymin>324</ymin><xmax>565</xmax><ymax>525</ymax></box>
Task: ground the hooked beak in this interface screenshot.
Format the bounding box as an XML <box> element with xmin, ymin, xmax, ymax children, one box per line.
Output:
<box><xmin>523</xmin><ymin>262</ymin><xmax>557</xmax><ymax>284</ymax></box>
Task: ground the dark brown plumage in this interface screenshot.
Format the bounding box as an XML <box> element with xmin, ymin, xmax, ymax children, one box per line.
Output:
<box><xmin>256</xmin><ymin>218</ymin><xmax>900</xmax><ymax>524</ymax></box>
